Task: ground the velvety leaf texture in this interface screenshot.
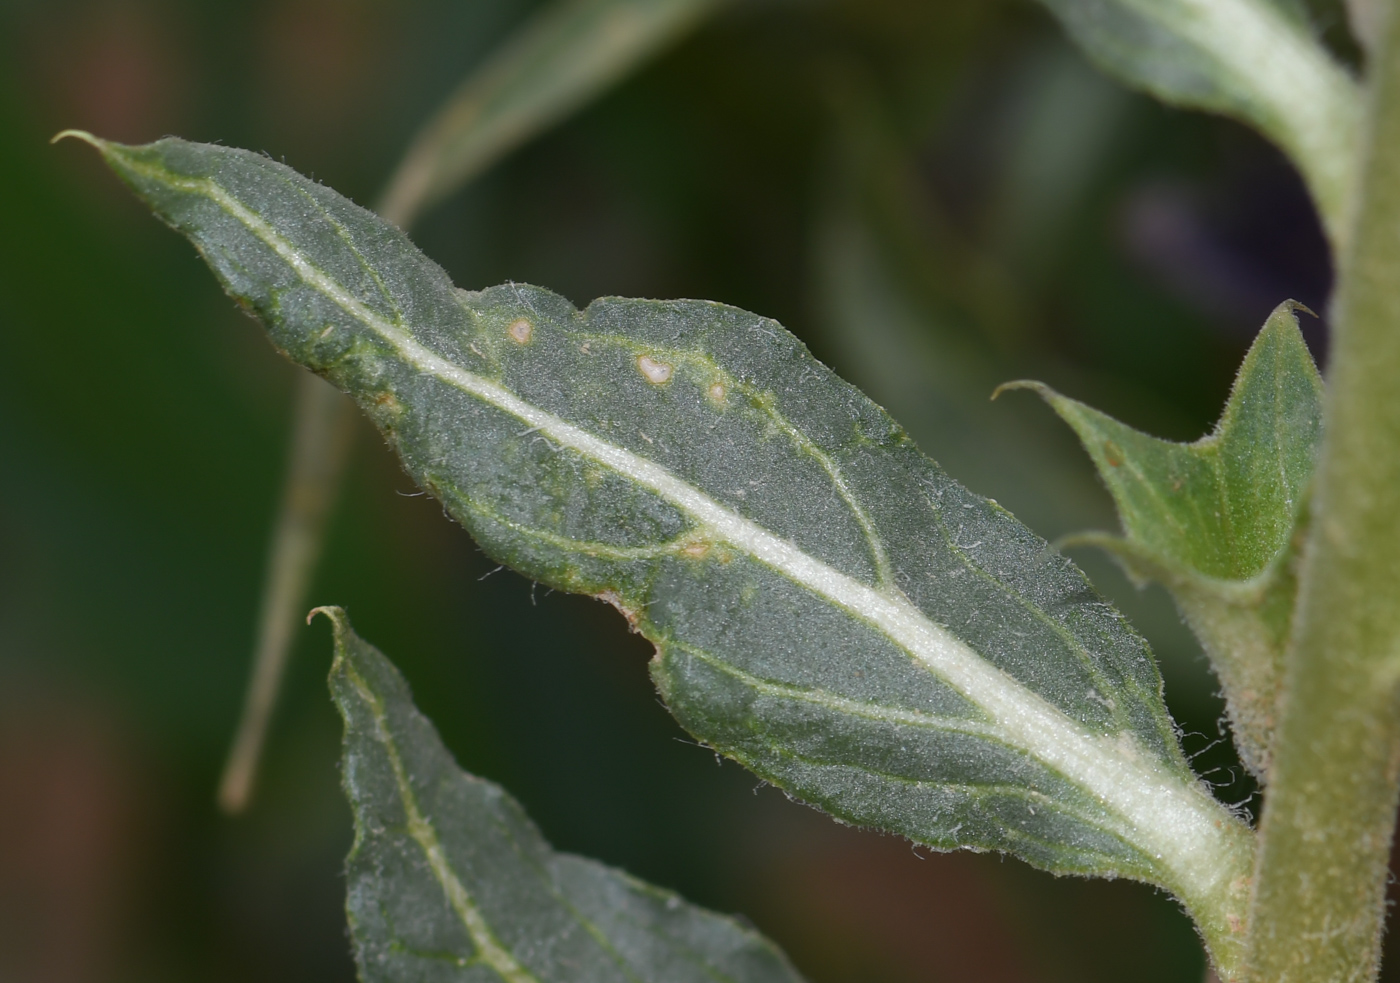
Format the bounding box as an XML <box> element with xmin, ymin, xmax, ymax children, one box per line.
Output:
<box><xmin>1032</xmin><ymin>0</ymin><xmax>1360</xmax><ymax>246</ymax></box>
<box><xmin>1002</xmin><ymin>304</ymin><xmax>1324</xmax><ymax>779</ymax></box>
<box><xmin>324</xmin><ymin>607</ymin><xmax>805</xmax><ymax>983</ymax></box>
<box><xmin>76</xmin><ymin>134</ymin><xmax>1254</xmax><ymax>964</ymax></box>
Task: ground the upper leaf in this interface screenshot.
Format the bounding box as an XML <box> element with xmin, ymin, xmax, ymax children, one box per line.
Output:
<box><xmin>324</xmin><ymin>606</ymin><xmax>805</xmax><ymax>983</ymax></box>
<box><xmin>76</xmin><ymin>134</ymin><xmax>1255</xmax><ymax>973</ymax></box>
<box><xmin>222</xmin><ymin>0</ymin><xmax>722</xmax><ymax>814</ymax></box>
<box><xmin>1032</xmin><ymin>0</ymin><xmax>1361</xmax><ymax>249</ymax></box>
<box><xmin>1000</xmin><ymin>303</ymin><xmax>1324</xmax><ymax>779</ymax></box>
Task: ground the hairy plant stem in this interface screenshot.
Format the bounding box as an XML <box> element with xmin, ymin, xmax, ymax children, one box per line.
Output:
<box><xmin>1243</xmin><ymin>4</ymin><xmax>1400</xmax><ymax>979</ymax></box>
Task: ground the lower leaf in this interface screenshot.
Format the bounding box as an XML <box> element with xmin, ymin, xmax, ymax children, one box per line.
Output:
<box><xmin>323</xmin><ymin>606</ymin><xmax>807</xmax><ymax>983</ymax></box>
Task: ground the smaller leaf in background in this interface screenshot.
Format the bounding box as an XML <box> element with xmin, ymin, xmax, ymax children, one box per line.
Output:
<box><xmin>378</xmin><ymin>0</ymin><xmax>721</xmax><ymax>228</ymax></box>
<box><xmin>217</xmin><ymin>372</ymin><xmax>355</xmax><ymax>813</ymax></box>
<box><xmin>322</xmin><ymin>606</ymin><xmax>806</xmax><ymax>983</ymax></box>
<box><xmin>813</xmin><ymin>59</ymin><xmax>1127</xmax><ymax>540</ymax></box>
<box><xmin>999</xmin><ymin>302</ymin><xmax>1324</xmax><ymax>780</ymax></box>
<box><xmin>1032</xmin><ymin>0</ymin><xmax>1362</xmax><ymax>251</ymax></box>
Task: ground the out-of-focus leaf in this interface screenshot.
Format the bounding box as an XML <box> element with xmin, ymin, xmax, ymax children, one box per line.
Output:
<box><xmin>812</xmin><ymin>205</ymin><xmax>1106</xmax><ymax>542</ymax></box>
<box><xmin>323</xmin><ymin>606</ymin><xmax>806</xmax><ymax>983</ymax></box>
<box><xmin>218</xmin><ymin>372</ymin><xmax>354</xmax><ymax>812</ymax></box>
<box><xmin>1344</xmin><ymin>0</ymin><xmax>1381</xmax><ymax>54</ymax></box>
<box><xmin>79</xmin><ymin>134</ymin><xmax>1256</xmax><ymax>973</ymax></box>
<box><xmin>1000</xmin><ymin>303</ymin><xmax>1324</xmax><ymax>779</ymax></box>
<box><xmin>814</xmin><ymin>62</ymin><xmax>1124</xmax><ymax>540</ymax></box>
<box><xmin>1033</xmin><ymin>0</ymin><xmax>1362</xmax><ymax>249</ymax></box>
<box><xmin>377</xmin><ymin>0</ymin><xmax>722</xmax><ymax>228</ymax></box>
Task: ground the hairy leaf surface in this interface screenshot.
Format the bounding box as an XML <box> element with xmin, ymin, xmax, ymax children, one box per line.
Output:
<box><xmin>76</xmin><ymin>134</ymin><xmax>1255</xmax><ymax>969</ymax></box>
<box><xmin>1001</xmin><ymin>304</ymin><xmax>1323</xmax><ymax>779</ymax></box>
<box><xmin>324</xmin><ymin>607</ymin><xmax>805</xmax><ymax>983</ymax></box>
<box><xmin>223</xmin><ymin>0</ymin><xmax>720</xmax><ymax>812</ymax></box>
<box><xmin>1032</xmin><ymin>0</ymin><xmax>1361</xmax><ymax>247</ymax></box>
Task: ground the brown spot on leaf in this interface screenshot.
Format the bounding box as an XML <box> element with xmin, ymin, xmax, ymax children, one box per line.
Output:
<box><xmin>596</xmin><ymin>590</ymin><xmax>640</xmax><ymax>631</ymax></box>
<box><xmin>373</xmin><ymin>391</ymin><xmax>403</xmax><ymax>418</ymax></box>
<box><xmin>508</xmin><ymin>319</ymin><xmax>532</xmax><ymax>344</ymax></box>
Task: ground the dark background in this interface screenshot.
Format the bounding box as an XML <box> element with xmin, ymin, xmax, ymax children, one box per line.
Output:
<box><xmin>0</xmin><ymin>0</ymin><xmax>1359</xmax><ymax>981</ymax></box>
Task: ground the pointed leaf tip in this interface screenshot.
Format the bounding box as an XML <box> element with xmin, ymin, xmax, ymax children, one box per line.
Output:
<box><xmin>51</xmin><ymin>129</ymin><xmax>104</xmax><ymax>148</ymax></box>
<box><xmin>328</xmin><ymin>613</ymin><xmax>808</xmax><ymax>983</ymax></box>
<box><xmin>990</xmin><ymin>379</ymin><xmax>1053</xmax><ymax>402</ymax></box>
<box><xmin>1021</xmin><ymin>301</ymin><xmax>1323</xmax><ymax>780</ymax></box>
<box><xmin>307</xmin><ymin>604</ymin><xmax>346</xmax><ymax>628</ymax></box>
<box><xmin>52</xmin><ymin>128</ymin><xmax>98</xmax><ymax>146</ymax></box>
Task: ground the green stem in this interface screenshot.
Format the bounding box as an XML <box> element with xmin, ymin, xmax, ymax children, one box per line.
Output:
<box><xmin>1243</xmin><ymin>5</ymin><xmax>1400</xmax><ymax>980</ymax></box>
<box><xmin>217</xmin><ymin>372</ymin><xmax>354</xmax><ymax>812</ymax></box>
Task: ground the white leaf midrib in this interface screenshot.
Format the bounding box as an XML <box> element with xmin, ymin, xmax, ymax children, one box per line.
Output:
<box><xmin>134</xmin><ymin>152</ymin><xmax>1249</xmax><ymax>906</ymax></box>
<box><xmin>343</xmin><ymin>658</ymin><xmax>540</xmax><ymax>983</ymax></box>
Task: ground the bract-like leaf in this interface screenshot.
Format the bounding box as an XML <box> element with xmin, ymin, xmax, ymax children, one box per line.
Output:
<box><xmin>323</xmin><ymin>607</ymin><xmax>805</xmax><ymax>983</ymax></box>
<box><xmin>999</xmin><ymin>303</ymin><xmax>1323</xmax><ymax>780</ymax></box>
<box><xmin>1032</xmin><ymin>0</ymin><xmax>1361</xmax><ymax>248</ymax></box>
<box><xmin>377</xmin><ymin>0</ymin><xmax>720</xmax><ymax>229</ymax></box>
<box><xmin>74</xmin><ymin>134</ymin><xmax>1255</xmax><ymax>972</ymax></box>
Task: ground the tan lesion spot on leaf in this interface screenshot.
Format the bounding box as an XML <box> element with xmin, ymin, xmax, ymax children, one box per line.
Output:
<box><xmin>637</xmin><ymin>355</ymin><xmax>673</xmax><ymax>385</ymax></box>
<box><xmin>679</xmin><ymin>536</ymin><xmax>733</xmax><ymax>562</ymax></box>
<box><xmin>707</xmin><ymin>382</ymin><xmax>727</xmax><ymax>405</ymax></box>
<box><xmin>1103</xmin><ymin>440</ymin><xmax>1124</xmax><ymax>467</ymax></box>
<box><xmin>596</xmin><ymin>590</ymin><xmax>641</xmax><ymax>631</ymax></box>
<box><xmin>373</xmin><ymin>391</ymin><xmax>405</xmax><ymax>419</ymax></box>
<box><xmin>507</xmin><ymin>318</ymin><xmax>533</xmax><ymax>344</ymax></box>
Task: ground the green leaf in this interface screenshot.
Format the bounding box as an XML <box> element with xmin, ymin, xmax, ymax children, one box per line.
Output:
<box><xmin>73</xmin><ymin>133</ymin><xmax>1255</xmax><ymax>973</ymax></box>
<box><xmin>322</xmin><ymin>606</ymin><xmax>805</xmax><ymax>983</ymax></box>
<box><xmin>998</xmin><ymin>303</ymin><xmax>1324</xmax><ymax>780</ymax></box>
<box><xmin>224</xmin><ymin>0</ymin><xmax>720</xmax><ymax>812</ymax></box>
<box><xmin>1032</xmin><ymin>0</ymin><xmax>1362</xmax><ymax>249</ymax></box>
<box><xmin>377</xmin><ymin>0</ymin><xmax>721</xmax><ymax>228</ymax></box>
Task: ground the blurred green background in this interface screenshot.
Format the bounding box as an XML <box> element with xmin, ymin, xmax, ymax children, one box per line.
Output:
<box><xmin>0</xmin><ymin>0</ymin><xmax>1361</xmax><ymax>981</ymax></box>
